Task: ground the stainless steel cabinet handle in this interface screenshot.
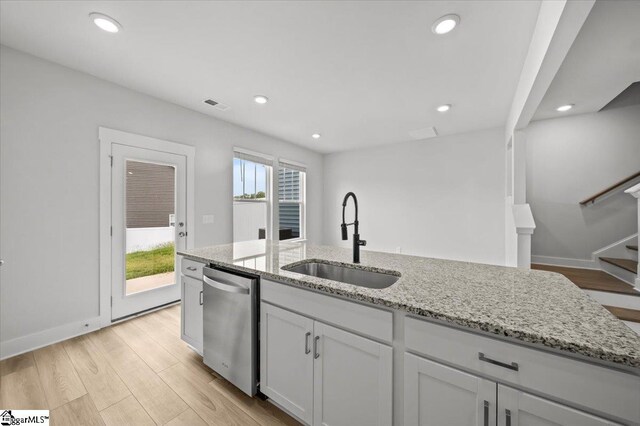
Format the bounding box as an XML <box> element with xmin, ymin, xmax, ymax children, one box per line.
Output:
<box><xmin>199</xmin><ymin>291</ymin><xmax>203</xmax><ymax>305</ymax></box>
<box><xmin>187</xmin><ymin>266</ymin><xmax>198</xmax><ymax>271</ymax></box>
<box><xmin>478</xmin><ymin>352</ymin><xmax>519</xmax><ymax>371</ymax></box>
<box><xmin>483</xmin><ymin>401</ymin><xmax>489</xmax><ymax>426</ymax></box>
<box><xmin>305</xmin><ymin>332</ymin><xmax>311</xmax><ymax>354</ymax></box>
<box><xmin>314</xmin><ymin>336</ymin><xmax>320</xmax><ymax>359</ymax></box>
<box><xmin>505</xmin><ymin>409</ymin><xmax>511</xmax><ymax>426</ymax></box>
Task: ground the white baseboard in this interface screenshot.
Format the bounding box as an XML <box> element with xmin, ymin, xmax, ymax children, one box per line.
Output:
<box><xmin>0</xmin><ymin>316</ymin><xmax>102</xmax><ymax>360</ymax></box>
<box><xmin>530</xmin><ymin>255</ymin><xmax>598</xmax><ymax>269</ymax></box>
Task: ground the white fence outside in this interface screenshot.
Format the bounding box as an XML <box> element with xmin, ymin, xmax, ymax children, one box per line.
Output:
<box><xmin>126</xmin><ymin>226</ymin><xmax>174</xmax><ymax>253</ymax></box>
<box><xmin>233</xmin><ymin>202</ymin><xmax>267</xmax><ymax>242</ymax></box>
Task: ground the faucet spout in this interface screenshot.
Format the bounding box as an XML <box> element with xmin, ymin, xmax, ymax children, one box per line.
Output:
<box><xmin>340</xmin><ymin>192</ymin><xmax>366</xmax><ymax>263</ymax></box>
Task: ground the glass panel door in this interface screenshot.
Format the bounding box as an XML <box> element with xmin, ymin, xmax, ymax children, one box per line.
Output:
<box><xmin>111</xmin><ymin>144</ymin><xmax>185</xmax><ymax>320</ymax></box>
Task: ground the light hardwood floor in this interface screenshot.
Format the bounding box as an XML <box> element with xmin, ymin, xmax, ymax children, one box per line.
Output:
<box><xmin>0</xmin><ymin>304</ymin><xmax>300</xmax><ymax>426</ymax></box>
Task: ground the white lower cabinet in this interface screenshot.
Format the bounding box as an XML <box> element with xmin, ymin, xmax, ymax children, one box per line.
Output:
<box><xmin>260</xmin><ymin>302</ymin><xmax>315</xmax><ymax>424</ymax></box>
<box><xmin>405</xmin><ymin>353</ymin><xmax>623</xmax><ymax>426</ymax></box>
<box><xmin>497</xmin><ymin>385</ymin><xmax>623</xmax><ymax>426</ymax></box>
<box><xmin>404</xmin><ymin>353</ymin><xmax>496</xmax><ymax>426</ymax></box>
<box><xmin>260</xmin><ymin>302</ymin><xmax>393</xmax><ymax>426</ymax></box>
<box><xmin>181</xmin><ymin>274</ymin><xmax>203</xmax><ymax>353</ymax></box>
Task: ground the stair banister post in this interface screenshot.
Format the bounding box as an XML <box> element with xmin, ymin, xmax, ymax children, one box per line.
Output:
<box><xmin>624</xmin><ymin>183</ymin><xmax>640</xmax><ymax>287</ymax></box>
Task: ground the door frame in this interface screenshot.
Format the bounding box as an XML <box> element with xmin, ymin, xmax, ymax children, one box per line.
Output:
<box><xmin>99</xmin><ymin>127</ymin><xmax>195</xmax><ymax>327</ymax></box>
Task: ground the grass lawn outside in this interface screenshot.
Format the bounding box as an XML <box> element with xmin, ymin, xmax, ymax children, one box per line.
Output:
<box><xmin>126</xmin><ymin>242</ymin><xmax>175</xmax><ymax>280</ymax></box>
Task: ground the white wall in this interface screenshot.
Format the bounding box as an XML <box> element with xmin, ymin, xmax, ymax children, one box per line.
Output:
<box><xmin>322</xmin><ymin>128</ymin><xmax>506</xmax><ymax>265</ymax></box>
<box><xmin>0</xmin><ymin>46</ymin><xmax>323</xmax><ymax>350</ymax></box>
<box><xmin>233</xmin><ymin>202</ymin><xmax>267</xmax><ymax>242</ymax></box>
<box><xmin>526</xmin><ymin>104</ymin><xmax>640</xmax><ymax>261</ymax></box>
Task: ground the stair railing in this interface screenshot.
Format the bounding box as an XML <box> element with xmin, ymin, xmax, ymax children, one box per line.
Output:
<box><xmin>579</xmin><ymin>171</ymin><xmax>640</xmax><ymax>206</ymax></box>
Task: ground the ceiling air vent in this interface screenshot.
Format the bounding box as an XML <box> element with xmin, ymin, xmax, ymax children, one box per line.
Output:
<box><xmin>204</xmin><ymin>99</ymin><xmax>230</xmax><ymax>111</ymax></box>
<box><xmin>408</xmin><ymin>126</ymin><xmax>438</xmax><ymax>140</ymax></box>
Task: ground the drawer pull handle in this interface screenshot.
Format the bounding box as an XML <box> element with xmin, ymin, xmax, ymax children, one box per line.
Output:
<box><xmin>483</xmin><ymin>400</ymin><xmax>489</xmax><ymax>426</ymax></box>
<box><xmin>314</xmin><ymin>336</ymin><xmax>320</xmax><ymax>359</ymax></box>
<box><xmin>478</xmin><ymin>352</ymin><xmax>519</xmax><ymax>371</ymax></box>
<box><xmin>199</xmin><ymin>291</ymin><xmax>203</xmax><ymax>305</ymax></box>
<box><xmin>505</xmin><ymin>409</ymin><xmax>511</xmax><ymax>426</ymax></box>
<box><xmin>186</xmin><ymin>266</ymin><xmax>198</xmax><ymax>271</ymax></box>
<box><xmin>305</xmin><ymin>332</ymin><xmax>311</xmax><ymax>354</ymax></box>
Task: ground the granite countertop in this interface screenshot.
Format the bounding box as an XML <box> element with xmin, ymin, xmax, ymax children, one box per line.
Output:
<box><xmin>178</xmin><ymin>240</ymin><xmax>640</xmax><ymax>369</ymax></box>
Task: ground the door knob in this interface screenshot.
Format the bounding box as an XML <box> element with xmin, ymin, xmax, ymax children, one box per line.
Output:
<box><xmin>178</xmin><ymin>222</ymin><xmax>184</xmax><ymax>227</ymax></box>
<box><xmin>178</xmin><ymin>232</ymin><xmax>187</xmax><ymax>237</ymax></box>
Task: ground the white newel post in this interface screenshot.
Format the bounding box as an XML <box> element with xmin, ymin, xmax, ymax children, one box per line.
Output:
<box><xmin>512</xmin><ymin>204</ymin><xmax>536</xmax><ymax>269</ymax></box>
<box><xmin>624</xmin><ymin>183</ymin><xmax>640</xmax><ymax>287</ymax></box>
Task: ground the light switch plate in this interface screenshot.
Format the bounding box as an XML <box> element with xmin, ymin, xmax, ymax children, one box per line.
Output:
<box><xmin>202</xmin><ymin>214</ymin><xmax>215</xmax><ymax>224</ymax></box>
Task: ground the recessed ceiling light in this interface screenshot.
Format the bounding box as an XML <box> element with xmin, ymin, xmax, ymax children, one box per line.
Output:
<box><xmin>89</xmin><ymin>12</ymin><xmax>121</xmax><ymax>33</ymax></box>
<box><xmin>312</xmin><ymin>133</ymin><xmax>321</xmax><ymax>139</ymax></box>
<box><xmin>556</xmin><ymin>104</ymin><xmax>574</xmax><ymax>112</ymax></box>
<box><xmin>254</xmin><ymin>95</ymin><xmax>269</xmax><ymax>104</ymax></box>
<box><xmin>432</xmin><ymin>14</ymin><xmax>460</xmax><ymax>35</ymax></box>
<box><xmin>436</xmin><ymin>104</ymin><xmax>451</xmax><ymax>112</ymax></box>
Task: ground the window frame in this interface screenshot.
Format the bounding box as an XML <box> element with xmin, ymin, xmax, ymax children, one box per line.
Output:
<box><xmin>277</xmin><ymin>159</ymin><xmax>307</xmax><ymax>242</ymax></box>
<box><xmin>233</xmin><ymin>148</ymin><xmax>274</xmax><ymax>241</ymax></box>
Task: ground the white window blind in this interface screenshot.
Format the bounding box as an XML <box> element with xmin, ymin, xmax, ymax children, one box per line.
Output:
<box><xmin>233</xmin><ymin>147</ymin><xmax>274</xmax><ymax>167</ymax></box>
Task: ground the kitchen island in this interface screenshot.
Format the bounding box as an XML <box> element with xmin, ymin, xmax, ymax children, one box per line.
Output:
<box><xmin>178</xmin><ymin>240</ymin><xmax>640</xmax><ymax>425</ymax></box>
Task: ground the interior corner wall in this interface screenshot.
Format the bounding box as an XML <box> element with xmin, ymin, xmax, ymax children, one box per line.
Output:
<box><xmin>322</xmin><ymin>127</ymin><xmax>507</xmax><ymax>266</ymax></box>
<box><xmin>0</xmin><ymin>45</ymin><xmax>323</xmax><ymax>353</ymax></box>
<box><xmin>526</xmin><ymin>104</ymin><xmax>640</xmax><ymax>261</ymax></box>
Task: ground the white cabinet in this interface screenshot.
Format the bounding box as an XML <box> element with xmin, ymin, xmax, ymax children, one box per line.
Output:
<box><xmin>405</xmin><ymin>353</ymin><xmax>624</xmax><ymax>426</ymax></box>
<box><xmin>260</xmin><ymin>302</ymin><xmax>314</xmax><ymax>424</ymax></box>
<box><xmin>404</xmin><ymin>353</ymin><xmax>496</xmax><ymax>426</ymax></box>
<box><xmin>313</xmin><ymin>321</ymin><xmax>392</xmax><ymax>426</ymax></box>
<box><xmin>497</xmin><ymin>385</ymin><xmax>623</xmax><ymax>426</ymax></box>
<box><xmin>180</xmin><ymin>257</ymin><xmax>204</xmax><ymax>354</ymax></box>
<box><xmin>260</xmin><ymin>302</ymin><xmax>393</xmax><ymax>426</ymax></box>
<box><xmin>181</xmin><ymin>275</ymin><xmax>203</xmax><ymax>352</ymax></box>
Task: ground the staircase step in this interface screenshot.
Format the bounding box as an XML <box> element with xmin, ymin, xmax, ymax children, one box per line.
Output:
<box><xmin>627</xmin><ymin>245</ymin><xmax>638</xmax><ymax>251</ymax></box>
<box><xmin>603</xmin><ymin>306</ymin><xmax>640</xmax><ymax>323</ymax></box>
<box><xmin>599</xmin><ymin>257</ymin><xmax>638</xmax><ymax>274</ymax></box>
<box><xmin>531</xmin><ymin>264</ymin><xmax>639</xmax><ymax>295</ymax></box>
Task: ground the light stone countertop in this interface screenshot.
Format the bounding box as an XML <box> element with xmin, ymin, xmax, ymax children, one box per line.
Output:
<box><xmin>178</xmin><ymin>240</ymin><xmax>640</xmax><ymax>369</ymax></box>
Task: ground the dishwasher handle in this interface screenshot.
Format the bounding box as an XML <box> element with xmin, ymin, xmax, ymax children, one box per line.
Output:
<box><xmin>203</xmin><ymin>275</ymin><xmax>250</xmax><ymax>294</ymax></box>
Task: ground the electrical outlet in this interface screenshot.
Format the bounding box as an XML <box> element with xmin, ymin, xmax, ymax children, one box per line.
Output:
<box><xmin>202</xmin><ymin>215</ymin><xmax>215</xmax><ymax>224</ymax></box>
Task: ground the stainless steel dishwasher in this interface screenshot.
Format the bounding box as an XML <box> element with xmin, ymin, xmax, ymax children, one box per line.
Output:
<box><xmin>202</xmin><ymin>265</ymin><xmax>258</xmax><ymax>396</ymax></box>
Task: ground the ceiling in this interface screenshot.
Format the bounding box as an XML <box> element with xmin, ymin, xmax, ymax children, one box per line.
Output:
<box><xmin>0</xmin><ymin>1</ymin><xmax>541</xmax><ymax>153</ymax></box>
<box><xmin>532</xmin><ymin>0</ymin><xmax>640</xmax><ymax>121</ymax></box>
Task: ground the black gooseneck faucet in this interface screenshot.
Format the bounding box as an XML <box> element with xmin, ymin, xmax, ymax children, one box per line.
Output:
<box><xmin>341</xmin><ymin>192</ymin><xmax>367</xmax><ymax>263</ymax></box>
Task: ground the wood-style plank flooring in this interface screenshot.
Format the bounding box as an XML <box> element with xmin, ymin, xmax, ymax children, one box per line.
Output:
<box><xmin>0</xmin><ymin>304</ymin><xmax>300</xmax><ymax>426</ymax></box>
<box><xmin>531</xmin><ymin>263</ymin><xmax>640</xmax><ymax>295</ymax></box>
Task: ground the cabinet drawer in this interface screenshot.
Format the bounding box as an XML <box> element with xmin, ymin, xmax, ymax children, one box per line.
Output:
<box><xmin>405</xmin><ymin>317</ymin><xmax>640</xmax><ymax>424</ymax></box>
<box><xmin>261</xmin><ymin>279</ymin><xmax>393</xmax><ymax>343</ymax></box>
<box><xmin>181</xmin><ymin>257</ymin><xmax>204</xmax><ymax>279</ymax></box>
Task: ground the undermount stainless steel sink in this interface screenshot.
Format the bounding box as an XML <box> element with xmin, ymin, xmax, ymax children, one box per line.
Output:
<box><xmin>282</xmin><ymin>261</ymin><xmax>400</xmax><ymax>289</ymax></box>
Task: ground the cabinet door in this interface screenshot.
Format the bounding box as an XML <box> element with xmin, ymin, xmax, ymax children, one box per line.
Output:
<box><xmin>181</xmin><ymin>275</ymin><xmax>203</xmax><ymax>353</ymax></box>
<box><xmin>497</xmin><ymin>385</ymin><xmax>623</xmax><ymax>426</ymax></box>
<box><xmin>313</xmin><ymin>322</ymin><xmax>393</xmax><ymax>426</ymax></box>
<box><xmin>404</xmin><ymin>353</ymin><xmax>496</xmax><ymax>426</ymax></box>
<box><xmin>260</xmin><ymin>302</ymin><xmax>314</xmax><ymax>425</ymax></box>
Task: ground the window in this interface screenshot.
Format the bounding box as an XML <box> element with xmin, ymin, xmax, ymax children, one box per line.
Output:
<box><xmin>233</xmin><ymin>150</ymin><xmax>272</xmax><ymax>242</ymax></box>
<box><xmin>278</xmin><ymin>161</ymin><xmax>306</xmax><ymax>241</ymax></box>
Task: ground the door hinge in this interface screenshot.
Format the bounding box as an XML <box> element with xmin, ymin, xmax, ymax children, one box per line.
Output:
<box><xmin>110</xmin><ymin>296</ymin><xmax>113</xmax><ymax>307</ymax></box>
<box><xmin>109</xmin><ymin>155</ymin><xmax>113</xmax><ymax>167</ymax></box>
<box><xmin>110</xmin><ymin>226</ymin><xmax>113</xmax><ymax>236</ymax></box>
